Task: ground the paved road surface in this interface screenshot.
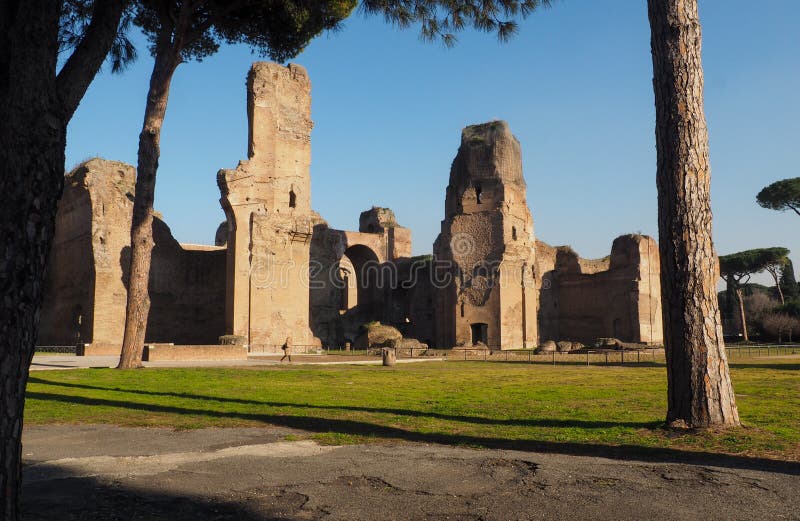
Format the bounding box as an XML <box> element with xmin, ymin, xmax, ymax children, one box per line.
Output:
<box><xmin>22</xmin><ymin>425</ymin><xmax>800</xmax><ymax>520</ymax></box>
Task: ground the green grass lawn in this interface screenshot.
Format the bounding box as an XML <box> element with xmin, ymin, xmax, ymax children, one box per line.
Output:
<box><xmin>25</xmin><ymin>358</ymin><xmax>800</xmax><ymax>462</ymax></box>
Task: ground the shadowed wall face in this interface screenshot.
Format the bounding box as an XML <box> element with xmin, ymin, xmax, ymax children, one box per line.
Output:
<box><xmin>40</xmin><ymin>159</ymin><xmax>226</xmax><ymax>349</ymax></box>
<box><xmin>535</xmin><ymin>235</ymin><xmax>663</xmax><ymax>345</ymax></box>
<box><xmin>308</xmin><ymin>208</ymin><xmax>414</xmax><ymax>347</ymax></box>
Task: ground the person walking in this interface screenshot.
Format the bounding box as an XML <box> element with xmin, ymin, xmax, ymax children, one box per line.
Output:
<box><xmin>280</xmin><ymin>336</ymin><xmax>293</xmax><ymax>363</ymax></box>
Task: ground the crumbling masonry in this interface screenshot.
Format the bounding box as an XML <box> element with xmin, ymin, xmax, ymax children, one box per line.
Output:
<box><xmin>39</xmin><ymin>62</ymin><xmax>663</xmax><ymax>352</ymax></box>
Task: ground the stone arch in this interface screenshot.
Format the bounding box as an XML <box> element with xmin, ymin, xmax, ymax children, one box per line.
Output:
<box><xmin>337</xmin><ymin>255</ymin><xmax>358</xmax><ymax>312</ymax></box>
<box><xmin>343</xmin><ymin>244</ymin><xmax>383</xmax><ymax>315</ymax></box>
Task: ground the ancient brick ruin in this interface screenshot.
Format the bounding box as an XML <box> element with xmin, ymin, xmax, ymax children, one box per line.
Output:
<box><xmin>39</xmin><ymin>62</ymin><xmax>663</xmax><ymax>352</ymax></box>
<box><xmin>433</xmin><ymin>121</ymin><xmax>538</xmax><ymax>349</ymax></box>
<box><xmin>39</xmin><ymin>159</ymin><xmax>225</xmax><ymax>351</ymax></box>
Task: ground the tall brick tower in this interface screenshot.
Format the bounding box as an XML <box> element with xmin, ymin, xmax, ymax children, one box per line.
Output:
<box><xmin>217</xmin><ymin>62</ymin><xmax>319</xmax><ymax>351</ymax></box>
<box><xmin>433</xmin><ymin>121</ymin><xmax>538</xmax><ymax>349</ymax></box>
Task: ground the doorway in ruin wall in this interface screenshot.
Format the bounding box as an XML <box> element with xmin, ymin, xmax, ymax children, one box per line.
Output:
<box><xmin>471</xmin><ymin>323</ymin><xmax>489</xmax><ymax>346</ymax></box>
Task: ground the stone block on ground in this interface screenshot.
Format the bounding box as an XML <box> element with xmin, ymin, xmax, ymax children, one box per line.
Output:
<box><xmin>556</xmin><ymin>341</ymin><xmax>573</xmax><ymax>353</ymax></box>
<box><xmin>382</xmin><ymin>348</ymin><xmax>396</xmax><ymax>366</ymax></box>
<box><xmin>535</xmin><ymin>340</ymin><xmax>557</xmax><ymax>354</ymax></box>
<box><xmin>353</xmin><ymin>322</ymin><xmax>403</xmax><ymax>350</ymax></box>
<box><xmin>595</xmin><ymin>337</ymin><xmax>646</xmax><ymax>350</ymax></box>
<box><xmin>392</xmin><ymin>338</ymin><xmax>428</xmax><ymax>357</ymax></box>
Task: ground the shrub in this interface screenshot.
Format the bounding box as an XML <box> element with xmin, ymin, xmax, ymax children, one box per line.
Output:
<box><xmin>761</xmin><ymin>313</ymin><xmax>800</xmax><ymax>342</ymax></box>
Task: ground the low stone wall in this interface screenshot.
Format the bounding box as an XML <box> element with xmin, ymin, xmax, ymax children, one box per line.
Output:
<box><xmin>77</xmin><ymin>343</ymin><xmax>121</xmax><ymax>356</ymax></box>
<box><xmin>142</xmin><ymin>344</ymin><xmax>248</xmax><ymax>362</ymax></box>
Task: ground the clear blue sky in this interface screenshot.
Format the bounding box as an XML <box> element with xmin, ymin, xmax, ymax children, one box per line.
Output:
<box><xmin>66</xmin><ymin>1</ymin><xmax>800</xmax><ymax>279</ymax></box>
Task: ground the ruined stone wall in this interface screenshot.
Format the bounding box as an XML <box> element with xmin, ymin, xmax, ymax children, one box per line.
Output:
<box><xmin>218</xmin><ymin>62</ymin><xmax>318</xmax><ymax>351</ymax></box>
<box><xmin>216</xmin><ymin>63</ymin><xmax>422</xmax><ymax>350</ymax></box>
<box><xmin>146</xmin><ymin>225</ymin><xmax>227</xmax><ymax>344</ymax></box>
<box><xmin>40</xmin><ymin>159</ymin><xmax>225</xmax><ymax>348</ymax></box>
<box><xmin>391</xmin><ymin>257</ymin><xmax>436</xmax><ymax>347</ymax></box>
<box><xmin>308</xmin><ymin>207</ymin><xmax>414</xmax><ymax>346</ymax></box>
<box><xmin>39</xmin><ymin>164</ymin><xmax>99</xmax><ymax>346</ymax></box>
<box><xmin>433</xmin><ymin>121</ymin><xmax>538</xmax><ymax>349</ymax></box>
<box><xmin>536</xmin><ymin>234</ymin><xmax>663</xmax><ymax>345</ymax></box>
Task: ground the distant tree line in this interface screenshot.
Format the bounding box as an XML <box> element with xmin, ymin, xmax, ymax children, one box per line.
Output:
<box><xmin>718</xmin><ymin>179</ymin><xmax>800</xmax><ymax>342</ymax></box>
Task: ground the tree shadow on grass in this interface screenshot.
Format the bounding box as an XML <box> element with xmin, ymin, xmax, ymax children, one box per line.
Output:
<box><xmin>26</xmin><ymin>391</ymin><xmax>800</xmax><ymax>476</ymax></box>
<box><xmin>729</xmin><ymin>363</ymin><xmax>800</xmax><ymax>371</ymax></box>
<box><xmin>27</xmin><ymin>377</ymin><xmax>657</xmax><ymax>429</ymax></box>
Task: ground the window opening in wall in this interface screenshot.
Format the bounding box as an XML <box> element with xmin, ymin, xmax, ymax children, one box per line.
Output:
<box><xmin>475</xmin><ymin>183</ymin><xmax>482</xmax><ymax>204</ymax></box>
<box><xmin>470</xmin><ymin>323</ymin><xmax>488</xmax><ymax>345</ymax></box>
<box><xmin>289</xmin><ymin>190</ymin><xmax>296</xmax><ymax>208</ymax></box>
<box><xmin>512</xmin><ymin>226</ymin><xmax>517</xmax><ymax>241</ymax></box>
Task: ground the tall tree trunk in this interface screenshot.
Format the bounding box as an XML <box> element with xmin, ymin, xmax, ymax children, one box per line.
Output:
<box><xmin>648</xmin><ymin>0</ymin><xmax>740</xmax><ymax>428</ymax></box>
<box><xmin>0</xmin><ymin>5</ymin><xmax>64</xmax><ymax>520</ymax></box>
<box><xmin>0</xmin><ymin>135</ymin><xmax>64</xmax><ymax>521</ymax></box>
<box><xmin>1</xmin><ymin>1</ymin><xmax>124</xmax><ymax>517</ymax></box>
<box><xmin>118</xmin><ymin>42</ymin><xmax>181</xmax><ymax>369</ymax></box>
<box><xmin>735</xmin><ymin>287</ymin><xmax>749</xmax><ymax>342</ymax></box>
<box><xmin>767</xmin><ymin>268</ymin><xmax>785</xmax><ymax>305</ymax></box>
<box><xmin>723</xmin><ymin>275</ymin><xmax>737</xmax><ymax>333</ymax></box>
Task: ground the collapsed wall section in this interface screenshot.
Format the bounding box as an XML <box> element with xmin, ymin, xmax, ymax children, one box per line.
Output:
<box><xmin>536</xmin><ymin>234</ymin><xmax>663</xmax><ymax>344</ymax></box>
<box><xmin>40</xmin><ymin>158</ymin><xmax>226</xmax><ymax>348</ymax></box>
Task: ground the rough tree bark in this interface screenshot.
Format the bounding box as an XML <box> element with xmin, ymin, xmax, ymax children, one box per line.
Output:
<box><xmin>0</xmin><ymin>2</ymin><xmax>125</xmax><ymax>518</ymax></box>
<box><xmin>648</xmin><ymin>0</ymin><xmax>740</xmax><ymax>427</ymax></box>
<box><xmin>117</xmin><ymin>28</ymin><xmax>182</xmax><ymax>369</ymax></box>
<box><xmin>0</xmin><ymin>7</ymin><xmax>63</xmax><ymax>515</ymax></box>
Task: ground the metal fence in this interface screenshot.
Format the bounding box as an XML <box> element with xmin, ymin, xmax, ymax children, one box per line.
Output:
<box><xmin>322</xmin><ymin>343</ymin><xmax>799</xmax><ymax>365</ymax></box>
<box><xmin>318</xmin><ymin>346</ymin><xmax>663</xmax><ymax>365</ymax></box>
<box><xmin>34</xmin><ymin>345</ymin><xmax>78</xmax><ymax>354</ymax></box>
<box><xmin>439</xmin><ymin>348</ymin><xmax>663</xmax><ymax>366</ymax></box>
<box><xmin>724</xmin><ymin>343</ymin><xmax>800</xmax><ymax>360</ymax></box>
<box><xmin>35</xmin><ymin>342</ymin><xmax>796</xmax><ymax>364</ymax></box>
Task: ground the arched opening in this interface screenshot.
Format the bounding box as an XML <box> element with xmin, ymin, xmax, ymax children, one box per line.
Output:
<box><xmin>342</xmin><ymin>244</ymin><xmax>382</xmax><ymax>319</ymax></box>
<box><xmin>512</xmin><ymin>226</ymin><xmax>517</xmax><ymax>241</ymax></box>
<box><xmin>289</xmin><ymin>190</ymin><xmax>296</xmax><ymax>208</ymax></box>
<box><xmin>460</xmin><ymin>301</ymin><xmax>465</xmax><ymax>317</ymax></box>
<box><xmin>337</xmin><ymin>256</ymin><xmax>357</xmax><ymax>312</ymax></box>
<box><xmin>475</xmin><ymin>182</ymin><xmax>483</xmax><ymax>204</ymax></box>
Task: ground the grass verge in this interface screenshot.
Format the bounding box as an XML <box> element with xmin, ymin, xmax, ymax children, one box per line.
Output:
<box><xmin>25</xmin><ymin>357</ymin><xmax>800</xmax><ymax>462</ymax></box>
